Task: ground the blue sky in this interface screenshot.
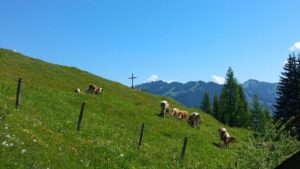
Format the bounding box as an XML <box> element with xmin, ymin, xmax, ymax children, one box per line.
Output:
<box><xmin>1</xmin><ymin>0</ymin><xmax>300</xmax><ymax>86</ymax></box>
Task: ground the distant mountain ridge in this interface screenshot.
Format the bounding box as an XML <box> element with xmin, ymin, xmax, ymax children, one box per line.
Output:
<box><xmin>137</xmin><ymin>79</ymin><xmax>278</xmax><ymax>113</ymax></box>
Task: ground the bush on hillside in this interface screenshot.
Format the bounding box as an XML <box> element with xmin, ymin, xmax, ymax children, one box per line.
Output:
<box><xmin>228</xmin><ymin>119</ymin><xmax>300</xmax><ymax>169</ymax></box>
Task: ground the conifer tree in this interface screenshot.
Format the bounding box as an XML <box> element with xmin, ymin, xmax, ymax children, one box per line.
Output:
<box><xmin>237</xmin><ymin>84</ymin><xmax>250</xmax><ymax>127</ymax></box>
<box><xmin>220</xmin><ymin>67</ymin><xmax>250</xmax><ymax>127</ymax></box>
<box><xmin>251</xmin><ymin>95</ymin><xmax>262</xmax><ymax>132</ymax></box>
<box><xmin>220</xmin><ymin>67</ymin><xmax>239</xmax><ymax>126</ymax></box>
<box><xmin>200</xmin><ymin>92</ymin><xmax>212</xmax><ymax>115</ymax></box>
<box><xmin>296</xmin><ymin>54</ymin><xmax>300</xmax><ymax>116</ymax></box>
<box><xmin>213</xmin><ymin>94</ymin><xmax>221</xmax><ymax>120</ymax></box>
<box><xmin>275</xmin><ymin>53</ymin><xmax>300</xmax><ymax>120</ymax></box>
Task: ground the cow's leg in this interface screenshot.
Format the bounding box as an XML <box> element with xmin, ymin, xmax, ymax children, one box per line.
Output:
<box><xmin>224</xmin><ymin>139</ymin><xmax>229</xmax><ymax>148</ymax></box>
<box><xmin>160</xmin><ymin>109</ymin><xmax>165</xmax><ymax>117</ymax></box>
<box><xmin>223</xmin><ymin>140</ymin><xmax>226</xmax><ymax>148</ymax></box>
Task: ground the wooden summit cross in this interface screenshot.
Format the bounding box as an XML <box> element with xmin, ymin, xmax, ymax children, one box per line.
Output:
<box><xmin>128</xmin><ymin>73</ymin><xmax>137</xmax><ymax>89</ymax></box>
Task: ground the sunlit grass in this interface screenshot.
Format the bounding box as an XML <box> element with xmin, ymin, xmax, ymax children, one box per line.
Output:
<box><xmin>0</xmin><ymin>49</ymin><xmax>250</xmax><ymax>168</ymax></box>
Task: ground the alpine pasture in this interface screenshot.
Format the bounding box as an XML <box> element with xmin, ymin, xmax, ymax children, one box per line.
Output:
<box><xmin>0</xmin><ymin>49</ymin><xmax>250</xmax><ymax>169</ymax></box>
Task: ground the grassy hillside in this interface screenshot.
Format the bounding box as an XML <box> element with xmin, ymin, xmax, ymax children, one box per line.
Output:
<box><xmin>0</xmin><ymin>49</ymin><xmax>250</xmax><ymax>169</ymax></box>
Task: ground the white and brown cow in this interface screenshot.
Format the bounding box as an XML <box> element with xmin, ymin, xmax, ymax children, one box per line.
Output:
<box><xmin>87</xmin><ymin>84</ymin><xmax>103</xmax><ymax>94</ymax></box>
<box><xmin>218</xmin><ymin>128</ymin><xmax>235</xmax><ymax>148</ymax></box>
<box><xmin>188</xmin><ymin>112</ymin><xmax>201</xmax><ymax>128</ymax></box>
<box><xmin>177</xmin><ymin>110</ymin><xmax>189</xmax><ymax>120</ymax></box>
<box><xmin>160</xmin><ymin>100</ymin><xmax>170</xmax><ymax>118</ymax></box>
<box><xmin>74</xmin><ymin>88</ymin><xmax>81</xmax><ymax>93</ymax></box>
<box><xmin>171</xmin><ymin>108</ymin><xmax>180</xmax><ymax>117</ymax></box>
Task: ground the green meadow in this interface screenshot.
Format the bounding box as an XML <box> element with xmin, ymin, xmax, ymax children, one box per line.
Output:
<box><xmin>0</xmin><ymin>49</ymin><xmax>250</xmax><ymax>169</ymax></box>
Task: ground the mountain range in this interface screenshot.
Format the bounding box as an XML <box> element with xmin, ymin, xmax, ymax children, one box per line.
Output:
<box><xmin>136</xmin><ymin>80</ymin><xmax>278</xmax><ymax>113</ymax></box>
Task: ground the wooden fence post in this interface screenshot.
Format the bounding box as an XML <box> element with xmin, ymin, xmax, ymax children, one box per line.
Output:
<box><xmin>77</xmin><ymin>102</ymin><xmax>85</xmax><ymax>131</ymax></box>
<box><xmin>138</xmin><ymin>123</ymin><xmax>145</xmax><ymax>148</ymax></box>
<box><xmin>16</xmin><ymin>78</ymin><xmax>22</xmax><ymax>109</ymax></box>
<box><xmin>180</xmin><ymin>137</ymin><xmax>188</xmax><ymax>161</ymax></box>
<box><xmin>235</xmin><ymin>153</ymin><xmax>239</xmax><ymax>168</ymax></box>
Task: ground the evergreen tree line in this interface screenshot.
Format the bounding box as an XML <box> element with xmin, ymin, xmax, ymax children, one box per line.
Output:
<box><xmin>274</xmin><ymin>52</ymin><xmax>300</xmax><ymax>121</ymax></box>
<box><xmin>200</xmin><ymin>67</ymin><xmax>271</xmax><ymax>130</ymax></box>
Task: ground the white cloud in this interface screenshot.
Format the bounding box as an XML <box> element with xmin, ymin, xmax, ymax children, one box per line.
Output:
<box><xmin>212</xmin><ymin>75</ymin><xmax>225</xmax><ymax>85</ymax></box>
<box><xmin>289</xmin><ymin>42</ymin><xmax>300</xmax><ymax>51</ymax></box>
<box><xmin>147</xmin><ymin>74</ymin><xmax>158</xmax><ymax>82</ymax></box>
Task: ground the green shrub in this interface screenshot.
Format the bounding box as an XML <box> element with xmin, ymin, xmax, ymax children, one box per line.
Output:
<box><xmin>230</xmin><ymin>119</ymin><xmax>300</xmax><ymax>169</ymax></box>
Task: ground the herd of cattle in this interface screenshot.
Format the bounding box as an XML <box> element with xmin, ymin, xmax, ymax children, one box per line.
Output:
<box><xmin>74</xmin><ymin>85</ymin><xmax>235</xmax><ymax>148</ymax></box>
<box><xmin>160</xmin><ymin>100</ymin><xmax>201</xmax><ymax>128</ymax></box>
<box><xmin>160</xmin><ymin>100</ymin><xmax>236</xmax><ymax>148</ymax></box>
<box><xmin>74</xmin><ymin>84</ymin><xmax>103</xmax><ymax>94</ymax></box>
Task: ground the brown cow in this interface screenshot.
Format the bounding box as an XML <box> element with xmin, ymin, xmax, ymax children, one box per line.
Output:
<box><xmin>87</xmin><ymin>84</ymin><xmax>103</xmax><ymax>94</ymax></box>
<box><xmin>218</xmin><ymin>128</ymin><xmax>235</xmax><ymax>148</ymax></box>
<box><xmin>171</xmin><ymin>108</ymin><xmax>180</xmax><ymax>117</ymax></box>
<box><xmin>177</xmin><ymin>110</ymin><xmax>189</xmax><ymax>120</ymax></box>
<box><xmin>219</xmin><ymin>128</ymin><xmax>227</xmax><ymax>141</ymax></box>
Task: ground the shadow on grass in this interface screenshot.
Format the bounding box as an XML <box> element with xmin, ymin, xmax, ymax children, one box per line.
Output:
<box><xmin>212</xmin><ymin>142</ymin><xmax>221</xmax><ymax>148</ymax></box>
<box><xmin>155</xmin><ymin>112</ymin><xmax>162</xmax><ymax>117</ymax></box>
<box><xmin>154</xmin><ymin>112</ymin><xmax>172</xmax><ymax>119</ymax></box>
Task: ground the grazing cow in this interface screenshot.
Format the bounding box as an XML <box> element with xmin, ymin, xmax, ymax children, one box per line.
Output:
<box><xmin>219</xmin><ymin>128</ymin><xmax>235</xmax><ymax>148</ymax></box>
<box><xmin>160</xmin><ymin>100</ymin><xmax>170</xmax><ymax>117</ymax></box>
<box><xmin>177</xmin><ymin>110</ymin><xmax>189</xmax><ymax>119</ymax></box>
<box><xmin>74</xmin><ymin>88</ymin><xmax>81</xmax><ymax>93</ymax></box>
<box><xmin>188</xmin><ymin>112</ymin><xmax>201</xmax><ymax>128</ymax></box>
<box><xmin>226</xmin><ymin>137</ymin><xmax>236</xmax><ymax>144</ymax></box>
<box><xmin>87</xmin><ymin>85</ymin><xmax>103</xmax><ymax>94</ymax></box>
<box><xmin>171</xmin><ymin>108</ymin><xmax>180</xmax><ymax>117</ymax></box>
<box><xmin>219</xmin><ymin>128</ymin><xmax>227</xmax><ymax>141</ymax></box>
<box><xmin>98</xmin><ymin>87</ymin><xmax>103</xmax><ymax>93</ymax></box>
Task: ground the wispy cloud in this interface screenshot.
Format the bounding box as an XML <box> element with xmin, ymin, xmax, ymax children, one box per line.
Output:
<box><xmin>289</xmin><ymin>42</ymin><xmax>300</xmax><ymax>51</ymax></box>
<box><xmin>147</xmin><ymin>74</ymin><xmax>158</xmax><ymax>82</ymax></box>
<box><xmin>212</xmin><ymin>75</ymin><xmax>225</xmax><ymax>85</ymax></box>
